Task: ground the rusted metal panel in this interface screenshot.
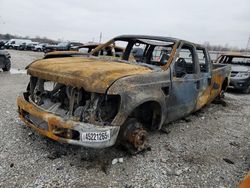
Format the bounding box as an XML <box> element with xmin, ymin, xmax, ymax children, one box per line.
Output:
<box><xmin>17</xmin><ymin>95</ymin><xmax>120</xmax><ymax>148</ymax></box>
<box><xmin>238</xmin><ymin>171</ymin><xmax>250</xmax><ymax>188</ymax></box>
<box><xmin>27</xmin><ymin>57</ymin><xmax>152</xmax><ymax>93</ymax></box>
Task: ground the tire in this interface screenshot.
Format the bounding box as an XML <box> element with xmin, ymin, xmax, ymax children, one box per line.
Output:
<box><xmin>243</xmin><ymin>85</ymin><xmax>250</xmax><ymax>94</ymax></box>
<box><xmin>2</xmin><ymin>58</ymin><xmax>11</xmax><ymax>71</ymax></box>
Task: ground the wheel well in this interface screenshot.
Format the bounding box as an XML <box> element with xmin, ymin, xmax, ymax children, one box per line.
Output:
<box><xmin>129</xmin><ymin>101</ymin><xmax>162</xmax><ymax>130</ymax></box>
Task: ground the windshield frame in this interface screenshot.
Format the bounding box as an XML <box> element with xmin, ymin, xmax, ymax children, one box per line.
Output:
<box><xmin>90</xmin><ymin>36</ymin><xmax>178</xmax><ymax>71</ymax></box>
<box><xmin>218</xmin><ymin>55</ymin><xmax>250</xmax><ymax>66</ymax></box>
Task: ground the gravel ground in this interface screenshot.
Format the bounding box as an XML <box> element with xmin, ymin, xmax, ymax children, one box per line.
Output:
<box><xmin>0</xmin><ymin>50</ymin><xmax>249</xmax><ymax>188</ymax></box>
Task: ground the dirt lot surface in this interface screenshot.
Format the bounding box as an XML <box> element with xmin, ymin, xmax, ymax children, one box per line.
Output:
<box><xmin>0</xmin><ymin>50</ymin><xmax>249</xmax><ymax>188</ymax></box>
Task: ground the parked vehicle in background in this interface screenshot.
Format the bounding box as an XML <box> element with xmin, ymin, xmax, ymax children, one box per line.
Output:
<box><xmin>4</xmin><ymin>39</ymin><xmax>16</xmax><ymax>49</ymax></box>
<box><xmin>18</xmin><ymin>43</ymin><xmax>27</xmax><ymax>50</ymax></box>
<box><xmin>76</xmin><ymin>43</ymin><xmax>101</xmax><ymax>53</ymax></box>
<box><xmin>19</xmin><ymin>42</ymin><xmax>39</xmax><ymax>51</ymax></box>
<box><xmin>0</xmin><ymin>40</ymin><xmax>7</xmax><ymax>49</ymax></box>
<box><xmin>43</xmin><ymin>43</ymin><xmax>124</xmax><ymax>58</ymax></box>
<box><xmin>44</xmin><ymin>51</ymin><xmax>89</xmax><ymax>58</ymax></box>
<box><xmin>216</xmin><ymin>52</ymin><xmax>250</xmax><ymax>93</ymax></box>
<box><xmin>32</xmin><ymin>43</ymin><xmax>47</xmax><ymax>52</ymax></box>
<box><xmin>17</xmin><ymin>35</ymin><xmax>231</xmax><ymax>153</ymax></box>
<box><xmin>5</xmin><ymin>39</ymin><xmax>32</xmax><ymax>49</ymax></box>
<box><xmin>69</xmin><ymin>42</ymin><xmax>84</xmax><ymax>50</ymax></box>
<box><xmin>0</xmin><ymin>50</ymin><xmax>11</xmax><ymax>71</ymax></box>
<box><xmin>25</xmin><ymin>42</ymin><xmax>39</xmax><ymax>51</ymax></box>
<box><xmin>44</xmin><ymin>42</ymin><xmax>83</xmax><ymax>53</ymax></box>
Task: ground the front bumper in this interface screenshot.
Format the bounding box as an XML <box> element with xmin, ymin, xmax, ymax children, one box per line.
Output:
<box><xmin>228</xmin><ymin>77</ymin><xmax>250</xmax><ymax>90</ymax></box>
<box><xmin>17</xmin><ymin>95</ymin><xmax>120</xmax><ymax>148</ymax></box>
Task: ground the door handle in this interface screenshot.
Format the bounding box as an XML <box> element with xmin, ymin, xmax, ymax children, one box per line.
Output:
<box><xmin>208</xmin><ymin>77</ymin><xmax>212</xmax><ymax>85</ymax></box>
<box><xmin>195</xmin><ymin>80</ymin><xmax>200</xmax><ymax>90</ymax></box>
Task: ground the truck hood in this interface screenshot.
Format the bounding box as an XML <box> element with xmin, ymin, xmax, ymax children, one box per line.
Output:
<box><xmin>231</xmin><ymin>65</ymin><xmax>250</xmax><ymax>72</ymax></box>
<box><xmin>27</xmin><ymin>57</ymin><xmax>152</xmax><ymax>93</ymax></box>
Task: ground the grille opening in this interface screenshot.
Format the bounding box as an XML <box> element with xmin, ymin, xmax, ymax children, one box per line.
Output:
<box><xmin>52</xmin><ymin>126</ymin><xmax>80</xmax><ymax>140</ymax></box>
<box><xmin>28</xmin><ymin>77</ymin><xmax>120</xmax><ymax>126</ymax></box>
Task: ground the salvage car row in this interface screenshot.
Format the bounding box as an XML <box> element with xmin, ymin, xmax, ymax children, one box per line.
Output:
<box><xmin>0</xmin><ymin>39</ymin><xmax>83</xmax><ymax>52</ymax></box>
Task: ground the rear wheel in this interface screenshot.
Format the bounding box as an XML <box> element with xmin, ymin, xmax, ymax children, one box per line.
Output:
<box><xmin>2</xmin><ymin>58</ymin><xmax>11</xmax><ymax>71</ymax></box>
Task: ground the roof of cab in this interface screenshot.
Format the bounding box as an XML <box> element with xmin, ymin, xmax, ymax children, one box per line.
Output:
<box><xmin>220</xmin><ymin>52</ymin><xmax>250</xmax><ymax>58</ymax></box>
<box><xmin>113</xmin><ymin>35</ymin><xmax>203</xmax><ymax>47</ymax></box>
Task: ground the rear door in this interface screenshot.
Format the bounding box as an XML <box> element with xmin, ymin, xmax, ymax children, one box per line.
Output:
<box><xmin>195</xmin><ymin>47</ymin><xmax>212</xmax><ymax>110</ymax></box>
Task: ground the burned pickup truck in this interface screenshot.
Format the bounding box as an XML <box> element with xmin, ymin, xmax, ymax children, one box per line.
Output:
<box><xmin>17</xmin><ymin>35</ymin><xmax>231</xmax><ymax>152</ymax></box>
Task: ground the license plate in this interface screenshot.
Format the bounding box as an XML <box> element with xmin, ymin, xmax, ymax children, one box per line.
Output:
<box><xmin>81</xmin><ymin>130</ymin><xmax>110</xmax><ymax>142</ymax></box>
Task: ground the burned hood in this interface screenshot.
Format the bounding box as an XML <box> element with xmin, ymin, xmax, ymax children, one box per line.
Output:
<box><xmin>27</xmin><ymin>57</ymin><xmax>152</xmax><ymax>93</ymax></box>
<box><xmin>231</xmin><ymin>65</ymin><xmax>250</xmax><ymax>72</ymax></box>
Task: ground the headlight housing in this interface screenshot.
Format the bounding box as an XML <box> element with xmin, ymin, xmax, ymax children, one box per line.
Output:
<box><xmin>236</xmin><ymin>72</ymin><xmax>250</xmax><ymax>78</ymax></box>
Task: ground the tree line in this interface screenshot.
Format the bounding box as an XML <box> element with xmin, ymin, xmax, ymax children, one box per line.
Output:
<box><xmin>0</xmin><ymin>33</ymin><xmax>57</xmax><ymax>44</ymax></box>
<box><xmin>0</xmin><ymin>33</ymin><xmax>249</xmax><ymax>52</ymax></box>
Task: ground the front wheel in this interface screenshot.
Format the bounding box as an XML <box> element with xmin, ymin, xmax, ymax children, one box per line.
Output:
<box><xmin>119</xmin><ymin>118</ymin><xmax>148</xmax><ymax>154</ymax></box>
<box><xmin>2</xmin><ymin>58</ymin><xmax>11</xmax><ymax>71</ymax></box>
<box><xmin>243</xmin><ymin>85</ymin><xmax>250</xmax><ymax>94</ymax></box>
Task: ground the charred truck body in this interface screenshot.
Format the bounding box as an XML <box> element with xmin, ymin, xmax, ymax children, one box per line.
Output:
<box><xmin>17</xmin><ymin>35</ymin><xmax>231</xmax><ymax>152</ymax></box>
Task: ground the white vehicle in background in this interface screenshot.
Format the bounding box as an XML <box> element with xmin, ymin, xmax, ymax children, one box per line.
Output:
<box><xmin>32</xmin><ymin>43</ymin><xmax>47</xmax><ymax>52</ymax></box>
<box><xmin>5</xmin><ymin>39</ymin><xmax>32</xmax><ymax>49</ymax></box>
<box><xmin>24</xmin><ymin>42</ymin><xmax>39</xmax><ymax>51</ymax></box>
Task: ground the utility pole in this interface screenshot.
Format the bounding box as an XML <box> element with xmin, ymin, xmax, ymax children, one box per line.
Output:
<box><xmin>99</xmin><ymin>32</ymin><xmax>102</xmax><ymax>43</ymax></box>
<box><xmin>246</xmin><ymin>34</ymin><xmax>250</xmax><ymax>53</ymax></box>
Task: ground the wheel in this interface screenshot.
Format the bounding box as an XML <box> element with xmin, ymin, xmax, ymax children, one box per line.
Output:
<box><xmin>2</xmin><ymin>58</ymin><xmax>11</xmax><ymax>71</ymax></box>
<box><xmin>243</xmin><ymin>85</ymin><xmax>250</xmax><ymax>94</ymax></box>
<box><xmin>37</xmin><ymin>48</ymin><xmax>42</xmax><ymax>52</ymax></box>
<box><xmin>119</xmin><ymin>118</ymin><xmax>148</xmax><ymax>154</ymax></box>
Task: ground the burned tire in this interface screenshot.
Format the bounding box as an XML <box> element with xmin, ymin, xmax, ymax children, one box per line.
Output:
<box><xmin>2</xmin><ymin>58</ymin><xmax>11</xmax><ymax>72</ymax></box>
<box><xmin>243</xmin><ymin>85</ymin><xmax>250</xmax><ymax>94</ymax></box>
<box><xmin>119</xmin><ymin>118</ymin><xmax>148</xmax><ymax>154</ymax></box>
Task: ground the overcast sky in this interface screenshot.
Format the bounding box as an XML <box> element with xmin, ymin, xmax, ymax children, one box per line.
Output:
<box><xmin>0</xmin><ymin>0</ymin><xmax>249</xmax><ymax>48</ymax></box>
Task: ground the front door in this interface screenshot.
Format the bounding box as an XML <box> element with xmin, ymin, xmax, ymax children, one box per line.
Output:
<box><xmin>166</xmin><ymin>43</ymin><xmax>200</xmax><ymax>122</ymax></box>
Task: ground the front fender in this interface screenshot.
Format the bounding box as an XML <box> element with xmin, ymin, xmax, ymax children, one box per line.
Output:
<box><xmin>107</xmin><ymin>71</ymin><xmax>171</xmax><ymax>127</ymax></box>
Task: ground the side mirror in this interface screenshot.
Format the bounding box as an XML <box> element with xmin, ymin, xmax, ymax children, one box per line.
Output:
<box><xmin>175</xmin><ymin>58</ymin><xmax>187</xmax><ymax>78</ymax></box>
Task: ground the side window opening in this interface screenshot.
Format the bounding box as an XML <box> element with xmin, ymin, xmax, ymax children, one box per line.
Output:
<box><xmin>174</xmin><ymin>45</ymin><xmax>196</xmax><ymax>77</ymax></box>
<box><xmin>197</xmin><ymin>48</ymin><xmax>209</xmax><ymax>73</ymax></box>
<box><xmin>151</xmin><ymin>46</ymin><xmax>172</xmax><ymax>65</ymax></box>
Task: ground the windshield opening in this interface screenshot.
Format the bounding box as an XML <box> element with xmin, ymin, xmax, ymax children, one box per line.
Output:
<box><xmin>91</xmin><ymin>37</ymin><xmax>175</xmax><ymax>67</ymax></box>
<box><xmin>220</xmin><ymin>56</ymin><xmax>250</xmax><ymax>66</ymax></box>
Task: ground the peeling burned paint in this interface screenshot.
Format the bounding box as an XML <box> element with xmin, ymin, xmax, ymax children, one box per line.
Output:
<box><xmin>27</xmin><ymin>57</ymin><xmax>152</xmax><ymax>93</ymax></box>
<box><xmin>17</xmin><ymin>35</ymin><xmax>231</xmax><ymax>152</ymax></box>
